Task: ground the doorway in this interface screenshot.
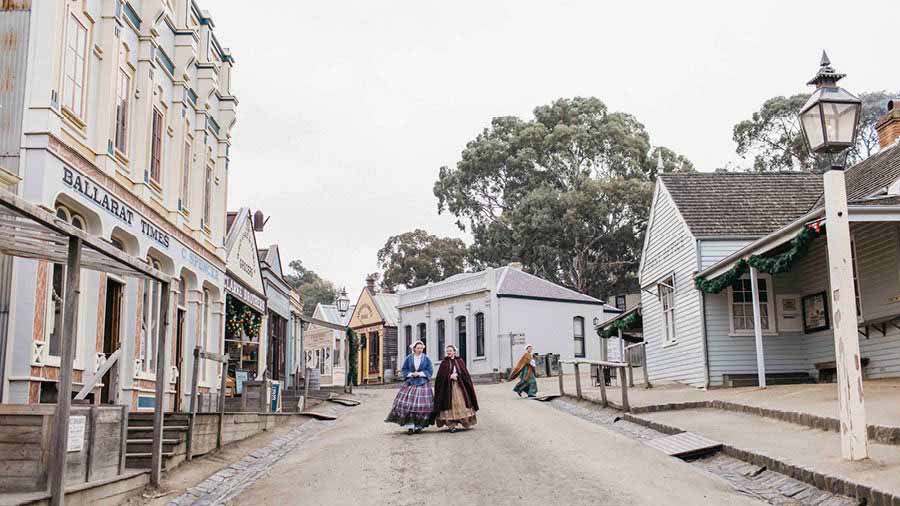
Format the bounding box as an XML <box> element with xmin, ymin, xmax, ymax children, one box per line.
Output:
<box><xmin>101</xmin><ymin>278</ymin><xmax>124</xmax><ymax>404</ymax></box>
<box><xmin>174</xmin><ymin>308</ymin><xmax>186</xmax><ymax>411</ymax></box>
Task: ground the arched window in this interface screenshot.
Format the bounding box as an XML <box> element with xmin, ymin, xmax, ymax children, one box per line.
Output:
<box><xmin>456</xmin><ymin>316</ymin><xmax>467</xmax><ymax>361</ymax></box>
<box><xmin>141</xmin><ymin>257</ymin><xmax>163</xmax><ymax>371</ymax></box>
<box><xmin>404</xmin><ymin>325</ymin><xmax>412</xmax><ymax>352</ymax></box>
<box><xmin>436</xmin><ymin>320</ymin><xmax>445</xmax><ymax>359</ymax></box>
<box><xmin>417</xmin><ymin>322</ymin><xmax>426</xmax><ymax>350</ymax></box>
<box><xmin>574</xmin><ymin>316</ymin><xmax>586</xmax><ymax>358</ymax></box>
<box><xmin>46</xmin><ymin>205</ymin><xmax>86</xmax><ymax>359</ymax></box>
<box><xmin>475</xmin><ymin>313</ymin><xmax>485</xmax><ymax>358</ymax></box>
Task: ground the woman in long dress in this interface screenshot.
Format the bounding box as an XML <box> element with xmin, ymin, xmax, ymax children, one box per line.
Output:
<box><xmin>385</xmin><ymin>341</ymin><xmax>435</xmax><ymax>433</ymax></box>
<box><xmin>510</xmin><ymin>344</ymin><xmax>538</xmax><ymax>398</ymax></box>
<box><xmin>433</xmin><ymin>344</ymin><xmax>479</xmax><ymax>432</ymax></box>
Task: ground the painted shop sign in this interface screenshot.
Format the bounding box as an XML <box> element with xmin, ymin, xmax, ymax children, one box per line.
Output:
<box><xmin>62</xmin><ymin>165</ymin><xmax>224</xmax><ymax>282</ymax></box>
<box><xmin>63</xmin><ymin>166</ymin><xmax>135</xmax><ymax>226</ymax></box>
<box><xmin>225</xmin><ymin>274</ymin><xmax>266</xmax><ymax>313</ymax></box>
<box><xmin>63</xmin><ymin>165</ymin><xmax>171</xmax><ymax>249</ymax></box>
<box><xmin>226</xmin><ymin>215</ymin><xmax>265</xmax><ymax>294</ymax></box>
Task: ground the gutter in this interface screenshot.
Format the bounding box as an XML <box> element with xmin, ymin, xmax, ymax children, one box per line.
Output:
<box><xmin>696</xmin><ymin>207</ymin><xmax>826</xmax><ymax>279</ymax></box>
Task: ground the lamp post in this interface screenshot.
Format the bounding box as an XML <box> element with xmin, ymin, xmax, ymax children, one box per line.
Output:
<box><xmin>336</xmin><ymin>287</ymin><xmax>350</xmax><ymax>317</ymax></box>
<box><xmin>798</xmin><ymin>51</ymin><xmax>867</xmax><ymax>461</ymax></box>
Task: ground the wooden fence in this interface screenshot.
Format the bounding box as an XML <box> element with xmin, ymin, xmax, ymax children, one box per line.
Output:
<box><xmin>558</xmin><ymin>360</ymin><xmax>631</xmax><ymax>411</ymax></box>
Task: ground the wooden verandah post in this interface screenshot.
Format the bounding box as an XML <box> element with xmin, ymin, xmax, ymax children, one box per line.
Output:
<box><xmin>150</xmin><ymin>280</ymin><xmax>171</xmax><ymax>487</ymax></box>
<box><xmin>750</xmin><ymin>266</ymin><xmax>767</xmax><ymax>389</ymax></box>
<box><xmin>48</xmin><ymin>237</ymin><xmax>82</xmax><ymax>506</ymax></box>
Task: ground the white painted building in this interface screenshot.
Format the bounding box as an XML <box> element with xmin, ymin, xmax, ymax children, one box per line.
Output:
<box><xmin>305</xmin><ymin>303</ymin><xmax>353</xmax><ymax>387</ymax></box>
<box><xmin>0</xmin><ymin>1</ymin><xmax>236</xmax><ymax>410</ymax></box>
<box><xmin>639</xmin><ymin>106</ymin><xmax>900</xmax><ymax>388</ymax></box>
<box><xmin>396</xmin><ymin>264</ymin><xmax>621</xmax><ymax>376</ymax></box>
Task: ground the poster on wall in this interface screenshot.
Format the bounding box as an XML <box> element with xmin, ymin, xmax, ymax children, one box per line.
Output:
<box><xmin>777</xmin><ymin>294</ymin><xmax>802</xmax><ymax>332</ymax></box>
<box><xmin>236</xmin><ymin>370</ymin><xmax>249</xmax><ymax>394</ymax></box>
<box><xmin>802</xmin><ymin>292</ymin><xmax>830</xmax><ymax>333</ymax></box>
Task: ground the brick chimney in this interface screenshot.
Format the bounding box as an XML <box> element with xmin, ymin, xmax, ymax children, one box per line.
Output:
<box><xmin>875</xmin><ymin>99</ymin><xmax>900</xmax><ymax>149</ymax></box>
<box><xmin>365</xmin><ymin>275</ymin><xmax>376</xmax><ymax>293</ymax></box>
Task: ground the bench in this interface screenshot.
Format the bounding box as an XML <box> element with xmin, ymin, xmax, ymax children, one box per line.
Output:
<box><xmin>814</xmin><ymin>358</ymin><xmax>870</xmax><ymax>383</ymax></box>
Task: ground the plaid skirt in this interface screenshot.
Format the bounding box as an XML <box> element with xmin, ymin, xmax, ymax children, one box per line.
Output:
<box><xmin>385</xmin><ymin>381</ymin><xmax>436</xmax><ymax>427</ymax></box>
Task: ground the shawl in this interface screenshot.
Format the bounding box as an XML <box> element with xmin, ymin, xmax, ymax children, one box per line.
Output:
<box><xmin>433</xmin><ymin>357</ymin><xmax>479</xmax><ymax>412</ymax></box>
<box><xmin>509</xmin><ymin>351</ymin><xmax>535</xmax><ymax>382</ymax></box>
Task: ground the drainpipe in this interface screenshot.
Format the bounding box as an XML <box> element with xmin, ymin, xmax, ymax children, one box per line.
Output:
<box><xmin>696</xmin><ymin>239</ymin><xmax>711</xmax><ymax>390</ymax></box>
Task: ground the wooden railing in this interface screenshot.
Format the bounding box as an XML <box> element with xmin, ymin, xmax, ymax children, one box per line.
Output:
<box><xmin>559</xmin><ymin>359</ymin><xmax>630</xmax><ymax>411</ymax></box>
<box><xmin>623</xmin><ymin>341</ymin><xmax>651</xmax><ymax>389</ymax></box>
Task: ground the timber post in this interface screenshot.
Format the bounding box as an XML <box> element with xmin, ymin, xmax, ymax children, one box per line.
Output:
<box><xmin>642</xmin><ymin>345</ymin><xmax>651</xmax><ymax>389</ymax></box>
<box><xmin>187</xmin><ymin>346</ymin><xmax>201</xmax><ymax>461</ymax></box>
<box><xmin>599</xmin><ymin>365</ymin><xmax>608</xmax><ymax>408</ymax></box>
<box><xmin>824</xmin><ymin>168</ymin><xmax>869</xmax><ymax>460</ymax></box>
<box><xmin>150</xmin><ymin>281</ymin><xmax>170</xmax><ymax>488</ymax></box>
<box><xmin>303</xmin><ymin>367</ymin><xmax>311</xmax><ymax>411</ymax></box>
<box><xmin>557</xmin><ymin>364</ymin><xmax>564</xmax><ymax>396</ymax></box>
<box><xmin>573</xmin><ymin>363</ymin><xmax>582</xmax><ymax>399</ymax></box>
<box><xmin>619</xmin><ymin>365</ymin><xmax>630</xmax><ymax>412</ymax></box>
<box><xmin>217</xmin><ymin>359</ymin><xmax>227</xmax><ymax>450</ymax></box>
<box><xmin>750</xmin><ymin>266</ymin><xmax>767</xmax><ymax>389</ymax></box>
<box><xmin>48</xmin><ymin>236</ymin><xmax>82</xmax><ymax>506</ymax></box>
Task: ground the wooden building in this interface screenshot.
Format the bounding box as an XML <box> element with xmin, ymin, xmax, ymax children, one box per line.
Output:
<box><xmin>348</xmin><ymin>277</ymin><xmax>398</xmax><ymax>384</ymax></box>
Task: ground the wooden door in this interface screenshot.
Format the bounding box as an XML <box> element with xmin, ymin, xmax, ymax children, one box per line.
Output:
<box><xmin>101</xmin><ymin>279</ymin><xmax>123</xmax><ymax>404</ymax></box>
<box><xmin>174</xmin><ymin>309</ymin><xmax>185</xmax><ymax>411</ymax></box>
<box><xmin>368</xmin><ymin>332</ymin><xmax>380</xmax><ymax>375</ymax></box>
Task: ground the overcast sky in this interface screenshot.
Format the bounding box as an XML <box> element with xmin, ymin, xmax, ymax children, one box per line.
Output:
<box><xmin>211</xmin><ymin>0</ymin><xmax>900</xmax><ymax>297</ymax></box>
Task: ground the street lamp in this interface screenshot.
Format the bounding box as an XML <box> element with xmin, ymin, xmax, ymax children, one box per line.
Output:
<box><xmin>798</xmin><ymin>51</ymin><xmax>868</xmax><ymax>461</ymax></box>
<box><xmin>336</xmin><ymin>288</ymin><xmax>350</xmax><ymax>317</ymax></box>
<box><xmin>799</xmin><ymin>51</ymin><xmax>862</xmax><ymax>158</ymax></box>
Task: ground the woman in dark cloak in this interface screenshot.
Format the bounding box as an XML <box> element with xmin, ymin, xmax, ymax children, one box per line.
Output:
<box><xmin>433</xmin><ymin>344</ymin><xmax>479</xmax><ymax>432</ymax></box>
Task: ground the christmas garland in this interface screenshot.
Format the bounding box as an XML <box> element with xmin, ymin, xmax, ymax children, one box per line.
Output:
<box><xmin>694</xmin><ymin>225</ymin><xmax>824</xmax><ymax>294</ymax></box>
<box><xmin>226</xmin><ymin>296</ymin><xmax>263</xmax><ymax>338</ymax></box>
<box><xmin>599</xmin><ymin>310</ymin><xmax>643</xmax><ymax>338</ymax></box>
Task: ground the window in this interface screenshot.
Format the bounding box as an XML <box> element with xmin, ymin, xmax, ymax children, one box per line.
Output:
<box><xmin>202</xmin><ymin>164</ymin><xmax>213</xmax><ymax>230</ymax></box>
<box><xmin>728</xmin><ymin>275</ymin><xmax>775</xmax><ymax>334</ymax></box>
<box><xmin>63</xmin><ymin>14</ymin><xmax>87</xmax><ymax>118</ymax></box>
<box><xmin>47</xmin><ymin>206</ymin><xmax>86</xmax><ymax>358</ymax></box>
<box><xmin>475</xmin><ymin>312</ymin><xmax>485</xmax><ymax>357</ymax></box>
<box><xmin>114</xmin><ymin>69</ymin><xmax>131</xmax><ymax>154</ymax></box>
<box><xmin>417</xmin><ymin>323</ymin><xmax>426</xmax><ymax>350</ymax></box>
<box><xmin>334</xmin><ymin>338</ymin><xmax>341</xmax><ymax>367</ymax></box>
<box><xmin>658</xmin><ymin>276</ymin><xmax>676</xmax><ymax>344</ymax></box>
<box><xmin>436</xmin><ymin>320</ymin><xmax>445</xmax><ymax>359</ymax></box>
<box><xmin>150</xmin><ymin>108</ymin><xmax>163</xmax><ymax>186</ymax></box>
<box><xmin>180</xmin><ymin>139</ymin><xmax>191</xmax><ymax>211</ymax></box>
<box><xmin>141</xmin><ymin>258</ymin><xmax>162</xmax><ymax>371</ymax></box>
<box><xmin>201</xmin><ymin>288</ymin><xmax>210</xmax><ymax>381</ymax></box>
<box><xmin>456</xmin><ymin>316</ymin><xmax>467</xmax><ymax>360</ymax></box>
<box><xmin>404</xmin><ymin>325</ymin><xmax>412</xmax><ymax>352</ymax></box>
<box><xmin>573</xmin><ymin>316</ymin><xmax>585</xmax><ymax>358</ymax></box>
<box><xmin>615</xmin><ymin>295</ymin><xmax>627</xmax><ymax>311</ymax></box>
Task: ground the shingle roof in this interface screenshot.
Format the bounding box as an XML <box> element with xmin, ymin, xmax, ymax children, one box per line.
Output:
<box><xmin>812</xmin><ymin>143</ymin><xmax>900</xmax><ymax>208</ymax></box>
<box><xmin>659</xmin><ymin>173</ymin><xmax>824</xmax><ymax>237</ymax></box>
<box><xmin>496</xmin><ymin>267</ymin><xmax>604</xmax><ymax>305</ymax></box>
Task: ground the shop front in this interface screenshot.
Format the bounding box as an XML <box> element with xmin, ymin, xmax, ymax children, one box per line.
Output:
<box><xmin>223</xmin><ymin>209</ymin><xmax>268</xmax><ymax>399</ymax></box>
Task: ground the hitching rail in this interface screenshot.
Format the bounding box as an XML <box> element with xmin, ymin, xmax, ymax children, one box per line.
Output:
<box><xmin>559</xmin><ymin>360</ymin><xmax>630</xmax><ymax>411</ymax></box>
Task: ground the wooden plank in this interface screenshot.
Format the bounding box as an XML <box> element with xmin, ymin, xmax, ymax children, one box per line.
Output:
<box><xmin>573</xmin><ymin>363</ymin><xmax>582</xmax><ymax>400</ymax></box>
<box><xmin>644</xmin><ymin>432</ymin><xmax>722</xmax><ymax>458</ymax></box>
<box><xmin>557</xmin><ymin>366</ymin><xmax>564</xmax><ymax>396</ymax></box>
<box><xmin>150</xmin><ymin>281</ymin><xmax>170</xmax><ymax>487</ymax></box>
<box><xmin>0</xmin><ymin>415</ymin><xmax>44</xmax><ymax>426</ymax></box>
<box><xmin>49</xmin><ymin>236</ymin><xmax>81</xmax><ymax>506</ymax></box>
<box><xmin>75</xmin><ymin>349</ymin><xmax>121</xmax><ymax>400</ymax></box>
<box><xmin>0</xmin><ymin>425</ymin><xmax>42</xmax><ymax>442</ymax></box>
<box><xmin>619</xmin><ymin>365</ymin><xmax>630</xmax><ymax>411</ymax></box>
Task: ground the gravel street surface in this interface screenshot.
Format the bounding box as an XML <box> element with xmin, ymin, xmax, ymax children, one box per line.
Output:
<box><xmin>232</xmin><ymin>382</ymin><xmax>765</xmax><ymax>506</ymax></box>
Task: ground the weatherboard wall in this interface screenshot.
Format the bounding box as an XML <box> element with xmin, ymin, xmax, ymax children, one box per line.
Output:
<box><xmin>639</xmin><ymin>182</ymin><xmax>706</xmax><ymax>388</ymax></box>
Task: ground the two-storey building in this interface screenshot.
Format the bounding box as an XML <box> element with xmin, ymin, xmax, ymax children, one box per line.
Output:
<box><xmin>0</xmin><ymin>0</ymin><xmax>237</xmax><ymax>411</ymax></box>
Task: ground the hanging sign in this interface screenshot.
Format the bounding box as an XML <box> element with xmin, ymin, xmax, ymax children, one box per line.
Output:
<box><xmin>225</xmin><ymin>275</ymin><xmax>266</xmax><ymax>313</ymax></box>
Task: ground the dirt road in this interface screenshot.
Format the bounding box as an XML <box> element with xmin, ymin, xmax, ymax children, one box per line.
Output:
<box><xmin>233</xmin><ymin>383</ymin><xmax>763</xmax><ymax>506</ymax></box>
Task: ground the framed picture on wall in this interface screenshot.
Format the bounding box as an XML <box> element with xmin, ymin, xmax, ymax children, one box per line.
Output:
<box><xmin>777</xmin><ymin>294</ymin><xmax>802</xmax><ymax>332</ymax></box>
<box><xmin>802</xmin><ymin>292</ymin><xmax>830</xmax><ymax>333</ymax></box>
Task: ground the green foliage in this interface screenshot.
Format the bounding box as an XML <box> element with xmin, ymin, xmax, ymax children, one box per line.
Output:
<box><xmin>376</xmin><ymin>229</ymin><xmax>468</xmax><ymax>290</ymax></box>
<box><xmin>434</xmin><ymin>96</ymin><xmax>694</xmax><ymax>298</ymax></box>
<box><xmin>694</xmin><ymin>226</ymin><xmax>824</xmax><ymax>294</ymax></box>
<box><xmin>599</xmin><ymin>310</ymin><xmax>643</xmax><ymax>338</ymax></box>
<box><xmin>284</xmin><ymin>259</ymin><xmax>338</xmax><ymax>317</ymax></box>
<box><xmin>226</xmin><ymin>296</ymin><xmax>262</xmax><ymax>338</ymax></box>
<box><xmin>734</xmin><ymin>91</ymin><xmax>897</xmax><ymax>173</ymax></box>
<box><xmin>346</xmin><ymin>328</ymin><xmax>358</xmax><ymax>386</ymax></box>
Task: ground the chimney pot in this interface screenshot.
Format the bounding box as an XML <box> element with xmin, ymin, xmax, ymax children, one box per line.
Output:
<box><xmin>875</xmin><ymin>99</ymin><xmax>900</xmax><ymax>150</ymax></box>
<box><xmin>509</xmin><ymin>262</ymin><xmax>523</xmax><ymax>270</ymax></box>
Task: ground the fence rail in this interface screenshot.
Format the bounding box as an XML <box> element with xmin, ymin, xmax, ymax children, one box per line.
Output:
<box><xmin>623</xmin><ymin>341</ymin><xmax>651</xmax><ymax>389</ymax></box>
<box><xmin>559</xmin><ymin>359</ymin><xmax>631</xmax><ymax>411</ymax></box>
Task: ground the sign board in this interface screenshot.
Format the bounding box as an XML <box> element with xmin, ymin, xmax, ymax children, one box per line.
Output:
<box><xmin>225</xmin><ymin>275</ymin><xmax>266</xmax><ymax>313</ymax></box>
<box><xmin>67</xmin><ymin>416</ymin><xmax>86</xmax><ymax>453</ymax></box>
<box><xmin>270</xmin><ymin>382</ymin><xmax>280</xmax><ymax>412</ymax></box>
<box><xmin>777</xmin><ymin>294</ymin><xmax>802</xmax><ymax>333</ymax></box>
<box><xmin>236</xmin><ymin>370</ymin><xmax>249</xmax><ymax>394</ymax></box>
<box><xmin>510</xmin><ymin>333</ymin><xmax>527</xmax><ymax>346</ymax></box>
